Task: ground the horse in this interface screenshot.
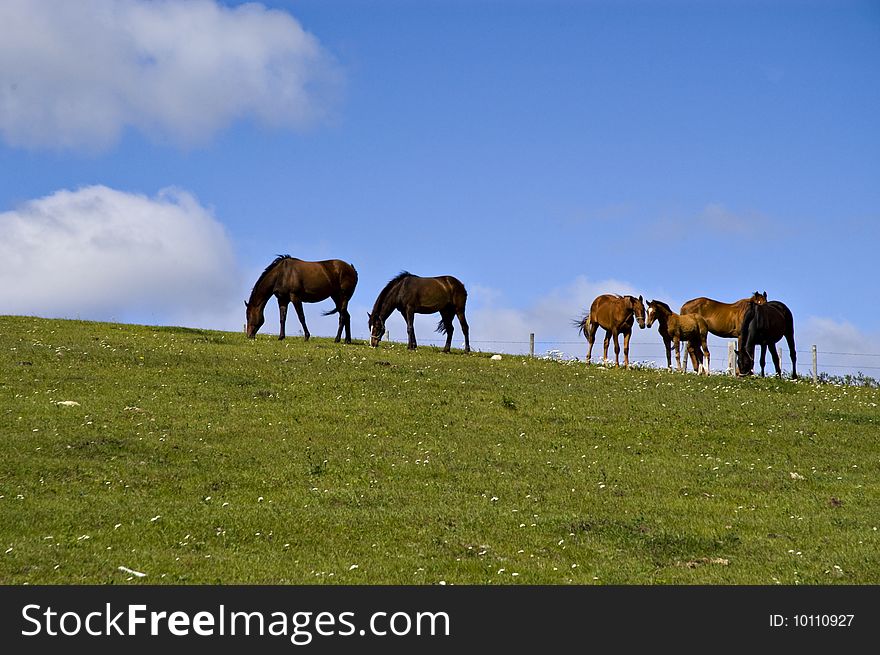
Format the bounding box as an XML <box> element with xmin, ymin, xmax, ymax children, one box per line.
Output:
<box><xmin>679</xmin><ymin>291</ymin><xmax>767</xmax><ymax>339</ymax></box>
<box><xmin>575</xmin><ymin>294</ymin><xmax>646</xmax><ymax>368</ymax></box>
<box><xmin>368</xmin><ymin>272</ymin><xmax>470</xmax><ymax>352</ymax></box>
<box><xmin>736</xmin><ymin>300</ymin><xmax>798</xmax><ymax>379</ymax></box>
<box><xmin>679</xmin><ymin>291</ymin><xmax>767</xmax><ymax>372</ymax></box>
<box><xmin>245</xmin><ymin>255</ymin><xmax>358</xmax><ymax>342</ymax></box>
<box><xmin>646</xmin><ymin>300</ymin><xmax>710</xmax><ymax>374</ymax></box>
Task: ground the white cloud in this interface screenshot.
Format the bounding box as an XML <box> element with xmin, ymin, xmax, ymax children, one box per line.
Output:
<box><xmin>798</xmin><ymin>316</ymin><xmax>880</xmax><ymax>377</ymax></box>
<box><xmin>650</xmin><ymin>203</ymin><xmax>770</xmax><ymax>240</ymax></box>
<box><xmin>801</xmin><ymin>317</ymin><xmax>868</xmax><ymax>354</ymax></box>
<box><xmin>0</xmin><ymin>0</ymin><xmax>341</xmax><ymax>150</ymax></box>
<box><xmin>0</xmin><ymin>185</ymin><xmax>242</xmax><ymax>325</ymax></box>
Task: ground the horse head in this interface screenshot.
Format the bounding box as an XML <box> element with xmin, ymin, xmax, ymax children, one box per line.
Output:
<box><xmin>245</xmin><ymin>300</ymin><xmax>264</xmax><ymax>339</ymax></box>
<box><xmin>645</xmin><ymin>299</ymin><xmax>657</xmax><ymax>328</ymax></box>
<box><xmin>735</xmin><ymin>346</ymin><xmax>754</xmax><ymax>377</ymax></box>
<box><xmin>632</xmin><ymin>295</ymin><xmax>646</xmax><ymax>329</ymax></box>
<box><xmin>368</xmin><ymin>312</ymin><xmax>385</xmax><ymax>347</ymax></box>
<box><xmin>752</xmin><ymin>291</ymin><xmax>768</xmax><ymax>305</ymax></box>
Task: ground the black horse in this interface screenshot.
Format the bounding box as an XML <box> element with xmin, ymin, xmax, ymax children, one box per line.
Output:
<box><xmin>368</xmin><ymin>272</ymin><xmax>470</xmax><ymax>352</ymax></box>
<box><xmin>736</xmin><ymin>300</ymin><xmax>798</xmax><ymax>379</ymax></box>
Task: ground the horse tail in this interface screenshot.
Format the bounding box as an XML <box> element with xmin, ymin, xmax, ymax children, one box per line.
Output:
<box><xmin>322</xmin><ymin>308</ymin><xmax>339</xmax><ymax>316</ymax></box>
<box><xmin>436</xmin><ymin>319</ymin><xmax>450</xmax><ymax>335</ymax></box>
<box><xmin>571</xmin><ymin>312</ymin><xmax>589</xmax><ymax>337</ymax></box>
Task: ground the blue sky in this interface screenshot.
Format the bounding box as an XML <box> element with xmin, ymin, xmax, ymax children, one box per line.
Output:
<box><xmin>1</xmin><ymin>0</ymin><xmax>878</xmax><ymax>375</ymax></box>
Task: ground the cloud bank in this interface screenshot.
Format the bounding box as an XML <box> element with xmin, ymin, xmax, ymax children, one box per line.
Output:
<box><xmin>0</xmin><ymin>0</ymin><xmax>341</xmax><ymax>150</ymax></box>
<box><xmin>0</xmin><ymin>185</ymin><xmax>241</xmax><ymax>325</ymax></box>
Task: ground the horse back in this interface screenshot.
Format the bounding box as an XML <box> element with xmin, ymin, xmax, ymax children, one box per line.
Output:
<box><xmin>320</xmin><ymin>259</ymin><xmax>358</xmax><ymax>294</ymax></box>
<box><xmin>280</xmin><ymin>258</ymin><xmax>356</xmax><ymax>299</ymax></box>
<box><xmin>401</xmin><ymin>275</ymin><xmax>467</xmax><ymax>312</ymax></box>
<box><xmin>681</xmin><ymin>297</ymin><xmax>743</xmax><ymax>338</ymax></box>
<box><xmin>590</xmin><ymin>294</ymin><xmax>631</xmax><ymax>331</ymax></box>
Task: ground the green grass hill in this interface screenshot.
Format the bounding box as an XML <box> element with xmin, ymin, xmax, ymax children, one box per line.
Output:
<box><xmin>1</xmin><ymin>316</ymin><xmax>878</xmax><ymax>584</ymax></box>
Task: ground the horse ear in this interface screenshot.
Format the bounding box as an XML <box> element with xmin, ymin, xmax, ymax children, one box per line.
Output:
<box><xmin>762</xmin><ymin>291</ymin><xmax>767</xmax><ymax>299</ymax></box>
<box><xmin>638</xmin><ymin>295</ymin><xmax>643</xmax><ymax>302</ymax></box>
<box><xmin>243</xmin><ymin>300</ymin><xmax>248</xmax><ymax>308</ymax></box>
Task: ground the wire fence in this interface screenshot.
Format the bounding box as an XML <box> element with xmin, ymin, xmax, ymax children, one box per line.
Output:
<box><xmin>358</xmin><ymin>331</ymin><xmax>880</xmax><ymax>376</ymax></box>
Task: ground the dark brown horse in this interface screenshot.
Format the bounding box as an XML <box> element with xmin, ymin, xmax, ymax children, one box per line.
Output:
<box><xmin>679</xmin><ymin>291</ymin><xmax>767</xmax><ymax>339</ymax></box>
<box><xmin>646</xmin><ymin>300</ymin><xmax>710</xmax><ymax>374</ymax></box>
<box><xmin>575</xmin><ymin>294</ymin><xmax>646</xmax><ymax>368</ymax></box>
<box><xmin>736</xmin><ymin>300</ymin><xmax>798</xmax><ymax>379</ymax></box>
<box><xmin>368</xmin><ymin>272</ymin><xmax>470</xmax><ymax>352</ymax></box>
<box><xmin>245</xmin><ymin>255</ymin><xmax>358</xmax><ymax>342</ymax></box>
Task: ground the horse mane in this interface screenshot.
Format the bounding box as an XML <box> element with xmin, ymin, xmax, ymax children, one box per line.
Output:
<box><xmin>650</xmin><ymin>300</ymin><xmax>673</xmax><ymax>313</ymax></box>
<box><xmin>741</xmin><ymin>301</ymin><xmax>758</xmax><ymax>340</ymax></box>
<box><xmin>373</xmin><ymin>271</ymin><xmax>413</xmax><ymax>314</ymax></box>
<box><xmin>248</xmin><ymin>254</ymin><xmax>292</xmax><ymax>301</ymax></box>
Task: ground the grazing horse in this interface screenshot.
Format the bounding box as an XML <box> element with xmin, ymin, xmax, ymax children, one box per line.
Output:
<box><xmin>736</xmin><ymin>300</ymin><xmax>798</xmax><ymax>379</ymax></box>
<box><xmin>245</xmin><ymin>255</ymin><xmax>358</xmax><ymax>342</ymax></box>
<box><xmin>575</xmin><ymin>294</ymin><xmax>646</xmax><ymax>368</ymax></box>
<box><xmin>646</xmin><ymin>300</ymin><xmax>710</xmax><ymax>374</ymax></box>
<box><xmin>368</xmin><ymin>272</ymin><xmax>470</xmax><ymax>352</ymax></box>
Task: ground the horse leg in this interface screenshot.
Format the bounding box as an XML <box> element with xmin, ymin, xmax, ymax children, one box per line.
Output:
<box><xmin>603</xmin><ymin>330</ymin><xmax>611</xmax><ymax>364</ymax></box>
<box><xmin>702</xmin><ymin>339</ymin><xmax>710</xmax><ymax>375</ymax></box>
<box><xmin>456</xmin><ymin>310</ymin><xmax>470</xmax><ymax>353</ymax></box>
<box><xmin>277</xmin><ymin>298</ymin><xmax>289</xmax><ymax>340</ymax></box>
<box><xmin>664</xmin><ymin>336</ymin><xmax>672</xmax><ymax>369</ymax></box>
<box><xmin>441</xmin><ymin>308</ymin><xmax>454</xmax><ymax>353</ymax></box>
<box><xmin>673</xmin><ymin>336</ymin><xmax>682</xmax><ymax>372</ymax></box>
<box><xmin>586</xmin><ymin>323</ymin><xmax>598</xmax><ymax>363</ymax></box>
<box><xmin>612</xmin><ymin>330</ymin><xmax>621</xmax><ymax>367</ymax></box>
<box><xmin>405</xmin><ymin>308</ymin><xmax>417</xmax><ymax>350</ymax></box>
<box><xmin>341</xmin><ymin>297</ymin><xmax>352</xmax><ymax>344</ymax></box>
<box><xmin>331</xmin><ymin>296</ymin><xmax>344</xmax><ymax>343</ymax></box>
<box><xmin>769</xmin><ymin>343</ymin><xmax>782</xmax><ymax>377</ymax></box>
<box><xmin>759</xmin><ymin>344</ymin><xmax>767</xmax><ymax>376</ymax></box>
<box><xmin>784</xmin><ymin>332</ymin><xmax>798</xmax><ymax>379</ymax></box>
<box><xmin>689</xmin><ymin>337</ymin><xmax>703</xmax><ymax>373</ymax></box>
<box><xmin>293</xmin><ymin>301</ymin><xmax>310</xmax><ymax>341</ymax></box>
<box><xmin>332</xmin><ymin>296</ymin><xmax>351</xmax><ymax>344</ymax></box>
<box><xmin>686</xmin><ymin>341</ymin><xmax>698</xmax><ymax>372</ymax></box>
<box><xmin>623</xmin><ymin>330</ymin><xmax>632</xmax><ymax>369</ymax></box>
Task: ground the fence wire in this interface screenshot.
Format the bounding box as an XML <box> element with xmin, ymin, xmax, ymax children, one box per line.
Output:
<box><xmin>361</xmin><ymin>331</ymin><xmax>880</xmax><ymax>376</ymax></box>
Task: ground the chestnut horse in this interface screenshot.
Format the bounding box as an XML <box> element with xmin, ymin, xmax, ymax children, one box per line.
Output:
<box><xmin>576</xmin><ymin>294</ymin><xmax>646</xmax><ymax>368</ymax></box>
<box><xmin>679</xmin><ymin>291</ymin><xmax>767</xmax><ymax>338</ymax></box>
<box><xmin>368</xmin><ymin>272</ymin><xmax>470</xmax><ymax>352</ymax></box>
<box><xmin>646</xmin><ymin>300</ymin><xmax>710</xmax><ymax>374</ymax></box>
<box><xmin>736</xmin><ymin>300</ymin><xmax>798</xmax><ymax>379</ymax></box>
<box><xmin>245</xmin><ymin>256</ymin><xmax>358</xmax><ymax>342</ymax></box>
<box><xmin>679</xmin><ymin>291</ymin><xmax>767</xmax><ymax>372</ymax></box>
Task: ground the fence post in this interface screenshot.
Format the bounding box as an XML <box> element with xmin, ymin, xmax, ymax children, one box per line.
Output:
<box><xmin>812</xmin><ymin>345</ymin><xmax>818</xmax><ymax>383</ymax></box>
<box><xmin>529</xmin><ymin>333</ymin><xmax>535</xmax><ymax>358</ymax></box>
<box><xmin>727</xmin><ymin>342</ymin><xmax>735</xmax><ymax>376</ymax></box>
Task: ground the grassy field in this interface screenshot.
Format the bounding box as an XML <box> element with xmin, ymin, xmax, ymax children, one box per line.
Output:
<box><xmin>1</xmin><ymin>315</ymin><xmax>878</xmax><ymax>585</ymax></box>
